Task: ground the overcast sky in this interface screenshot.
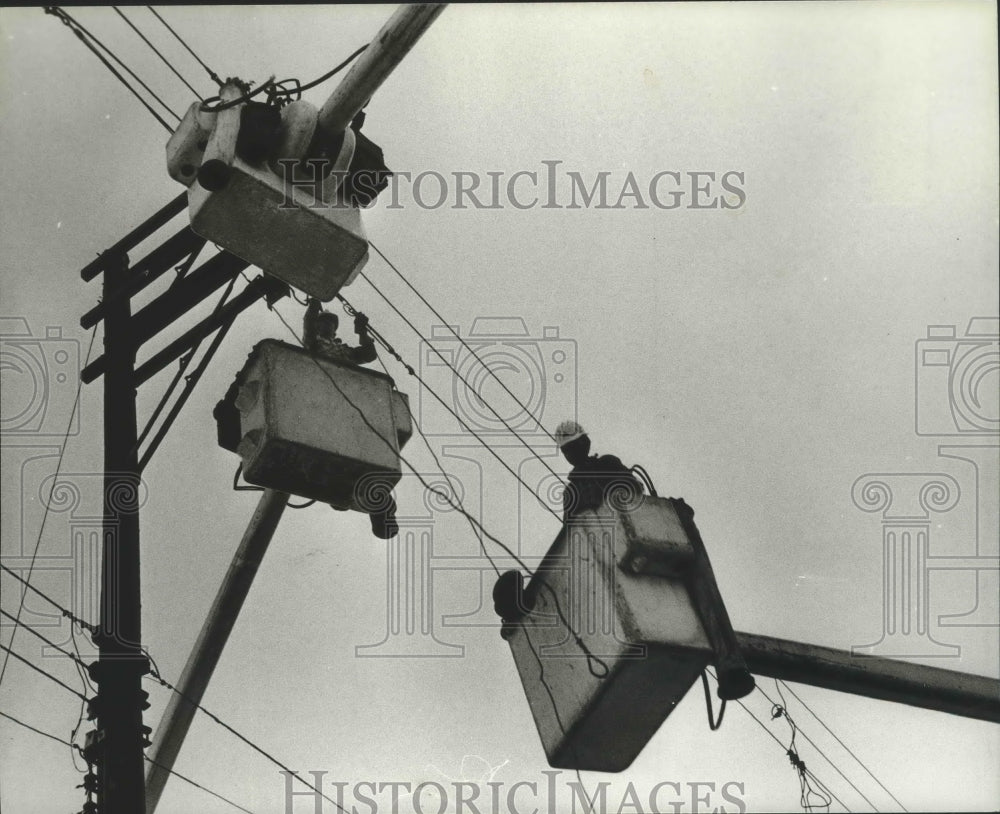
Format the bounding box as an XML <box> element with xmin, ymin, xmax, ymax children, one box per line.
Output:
<box><xmin>1</xmin><ymin>3</ymin><xmax>998</xmax><ymax>813</ymax></box>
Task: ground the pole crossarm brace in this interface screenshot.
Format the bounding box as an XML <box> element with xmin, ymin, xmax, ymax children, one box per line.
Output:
<box><xmin>736</xmin><ymin>631</ymin><xmax>1000</xmax><ymax>724</ymax></box>
<box><xmin>80</xmin><ymin>193</ymin><xmax>187</xmax><ymax>281</ymax></box>
<box><xmin>81</xmin><ymin>228</ymin><xmax>206</xmax><ymax>329</ymax></box>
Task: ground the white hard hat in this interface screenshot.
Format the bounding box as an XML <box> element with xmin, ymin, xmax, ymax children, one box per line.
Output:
<box><xmin>555</xmin><ymin>420</ymin><xmax>586</xmax><ymax>448</ymax></box>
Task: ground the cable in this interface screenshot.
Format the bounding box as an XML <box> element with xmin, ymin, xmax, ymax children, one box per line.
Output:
<box><xmin>700</xmin><ymin>671</ymin><xmax>727</xmax><ymax>731</ymax></box>
<box><xmin>267</xmin><ymin>298</ymin><xmax>609</xmax><ymax>677</ymax></box>
<box><xmin>143</xmin><ymin>754</ymin><xmax>259</xmax><ymax>814</ymax></box>
<box><xmin>273</xmin><ymin>45</ymin><xmax>367</xmax><ymax>96</ymax></box>
<box><xmin>339</xmin><ymin>289</ymin><xmax>564</xmax><ymax>521</ymax></box>
<box><xmin>0</xmin><ymin>643</ymin><xmax>87</xmax><ymax>701</ymax></box>
<box><xmin>44</xmin><ymin>7</ymin><xmax>179</xmax><ymax>130</ymax></box>
<box><xmin>0</xmin><ymin>709</ymin><xmax>78</xmax><ymax>749</ymax></box>
<box><xmin>368</xmin><ymin>240</ymin><xmax>560</xmax><ymax>445</ymax></box>
<box><xmin>144</xmin><ymin>669</ymin><xmax>348</xmax><ymax>814</ymax></box>
<box><xmin>355</xmin><ymin>271</ymin><xmax>566</xmax><ymax>487</ymax></box>
<box><xmin>764</xmin><ymin>681</ymin><xmax>876</xmax><ymax>812</ymax></box>
<box><xmin>0</xmin><ymin>325</ymin><xmax>97</xmax><ymax>687</ymax></box>
<box><xmin>0</xmin><ymin>710</ymin><xmax>257</xmax><ymax>814</ymax></box>
<box><xmin>0</xmin><ymin>564</ymin><xmax>96</xmax><ymax>635</ymax></box>
<box><xmin>707</xmin><ymin>669</ymin><xmax>848</xmax><ymax>813</ymax></box>
<box><xmin>146</xmin><ymin>6</ymin><xmax>223</xmax><ymax>87</ymax></box>
<box><xmin>778</xmin><ymin>681</ymin><xmax>908</xmax><ymax>812</ymax></box>
<box><xmin>113</xmin><ymin>6</ymin><xmax>204</xmax><ymax>100</ymax></box>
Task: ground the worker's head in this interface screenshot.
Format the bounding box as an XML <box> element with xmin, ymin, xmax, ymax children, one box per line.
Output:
<box><xmin>555</xmin><ymin>420</ymin><xmax>590</xmax><ymax>466</ymax></box>
<box><xmin>316</xmin><ymin>311</ymin><xmax>339</xmax><ymax>340</ymax></box>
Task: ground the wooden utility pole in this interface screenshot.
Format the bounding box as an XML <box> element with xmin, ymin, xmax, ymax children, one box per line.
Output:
<box><xmin>91</xmin><ymin>252</ymin><xmax>148</xmax><ymax>813</ymax></box>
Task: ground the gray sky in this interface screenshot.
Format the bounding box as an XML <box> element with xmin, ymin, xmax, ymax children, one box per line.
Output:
<box><xmin>1</xmin><ymin>3</ymin><xmax>998</xmax><ymax>812</ymax></box>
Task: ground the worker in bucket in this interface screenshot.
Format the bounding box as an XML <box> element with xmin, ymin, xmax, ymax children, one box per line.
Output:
<box><xmin>303</xmin><ymin>297</ymin><xmax>377</xmax><ymax>366</ymax></box>
<box><xmin>302</xmin><ymin>298</ymin><xmax>398</xmax><ymax>540</ymax></box>
<box><xmin>554</xmin><ymin>420</ymin><xmax>643</xmax><ymax>520</ymax></box>
<box><xmin>493</xmin><ymin>420</ymin><xmax>755</xmax><ymax>701</ymax></box>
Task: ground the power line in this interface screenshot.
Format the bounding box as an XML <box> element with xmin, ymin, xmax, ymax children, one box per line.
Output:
<box><xmin>113</xmin><ymin>6</ymin><xmax>204</xmax><ymax>100</ymax></box>
<box><xmin>266</xmin><ymin>298</ymin><xmax>610</xmax><ymax>678</ymax></box>
<box><xmin>339</xmin><ymin>286</ymin><xmax>564</xmax><ymax>521</ymax></box>
<box><xmin>144</xmin><ymin>669</ymin><xmax>348</xmax><ymax>814</ymax></box>
<box><xmin>356</xmin><ymin>269</ymin><xmax>565</xmax><ymax>487</ymax></box>
<box><xmin>143</xmin><ymin>754</ymin><xmax>259</xmax><ymax>814</ymax></box>
<box><xmin>368</xmin><ymin>239</ymin><xmax>560</xmax><ymax>445</ymax></box>
<box><xmin>0</xmin><ymin>563</ymin><xmax>96</xmax><ymax>634</ymax></box>
<box><xmin>0</xmin><ymin>325</ymin><xmax>97</xmax><ymax>687</ymax></box>
<box><xmin>763</xmin><ymin>680</ymin><xmax>878</xmax><ymax>812</ymax></box>
<box><xmin>0</xmin><ymin>709</ymin><xmax>257</xmax><ymax>814</ymax></box>
<box><xmin>0</xmin><ymin>642</ymin><xmax>87</xmax><ymax>701</ymax></box>
<box><xmin>707</xmin><ymin>669</ymin><xmax>848</xmax><ymax>812</ymax></box>
<box><xmin>44</xmin><ymin>7</ymin><xmax>179</xmax><ymax>131</ymax></box>
<box><xmin>146</xmin><ymin>6</ymin><xmax>223</xmax><ymax>87</ymax></box>
<box><xmin>778</xmin><ymin>681</ymin><xmax>908</xmax><ymax>812</ymax></box>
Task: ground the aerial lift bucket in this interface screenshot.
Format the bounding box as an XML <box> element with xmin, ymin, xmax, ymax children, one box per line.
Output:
<box><xmin>166</xmin><ymin>93</ymin><xmax>369</xmax><ymax>301</ymax></box>
<box><xmin>214</xmin><ymin>339</ymin><xmax>412</xmax><ymax>509</ymax></box>
<box><xmin>501</xmin><ymin>496</ymin><xmax>741</xmax><ymax>772</ymax></box>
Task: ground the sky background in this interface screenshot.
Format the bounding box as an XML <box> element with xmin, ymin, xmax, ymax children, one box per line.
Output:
<box><xmin>1</xmin><ymin>3</ymin><xmax>998</xmax><ymax>813</ymax></box>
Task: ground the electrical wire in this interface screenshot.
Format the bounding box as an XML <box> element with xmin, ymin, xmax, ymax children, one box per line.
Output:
<box><xmin>146</xmin><ymin>5</ymin><xmax>223</xmax><ymax>87</ymax></box>
<box><xmin>368</xmin><ymin>239</ymin><xmax>561</xmax><ymax>445</ymax></box>
<box><xmin>355</xmin><ymin>270</ymin><xmax>566</xmax><ymax>490</ymax></box>
<box><xmin>0</xmin><ymin>643</ymin><xmax>87</xmax><ymax>701</ymax></box>
<box><xmin>267</xmin><ymin>298</ymin><xmax>609</xmax><ymax>678</ymax></box>
<box><xmin>0</xmin><ymin>325</ymin><xmax>97</xmax><ymax>687</ymax></box>
<box><xmin>707</xmin><ymin>668</ymin><xmax>848</xmax><ymax>812</ymax></box>
<box><xmin>144</xmin><ymin>669</ymin><xmax>348</xmax><ymax>814</ymax></box>
<box><xmin>44</xmin><ymin>7</ymin><xmax>179</xmax><ymax>131</ymax></box>
<box><xmin>0</xmin><ymin>710</ymin><xmax>258</xmax><ymax>814</ymax></box>
<box><xmin>763</xmin><ymin>680</ymin><xmax>878</xmax><ymax>812</ymax></box>
<box><xmin>0</xmin><ymin>563</ymin><xmax>96</xmax><ymax>635</ymax></box>
<box><xmin>778</xmin><ymin>681</ymin><xmax>908</xmax><ymax>812</ymax></box>
<box><xmin>113</xmin><ymin>6</ymin><xmax>204</xmax><ymax>100</ymax></box>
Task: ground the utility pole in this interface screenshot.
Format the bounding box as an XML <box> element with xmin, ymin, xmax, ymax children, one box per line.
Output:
<box><xmin>90</xmin><ymin>252</ymin><xmax>149</xmax><ymax>813</ymax></box>
<box><xmin>78</xmin><ymin>192</ymin><xmax>287</xmax><ymax>812</ymax></box>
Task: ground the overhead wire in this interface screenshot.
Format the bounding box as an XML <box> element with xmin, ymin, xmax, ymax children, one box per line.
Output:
<box><xmin>777</xmin><ymin>680</ymin><xmax>908</xmax><ymax>812</ymax></box>
<box><xmin>0</xmin><ymin>709</ymin><xmax>258</xmax><ymax>814</ymax></box>
<box><xmin>355</xmin><ymin>270</ymin><xmax>566</xmax><ymax>489</ymax></box>
<box><xmin>706</xmin><ymin>668</ymin><xmax>848</xmax><ymax>812</ymax></box>
<box><xmin>146</xmin><ymin>5</ymin><xmax>223</xmax><ymax>88</ymax></box>
<box><xmin>0</xmin><ymin>325</ymin><xmax>97</xmax><ymax>687</ymax></box>
<box><xmin>763</xmin><ymin>680</ymin><xmax>877</xmax><ymax>812</ymax></box>
<box><xmin>266</xmin><ymin>297</ymin><xmax>610</xmax><ymax>679</ymax></box>
<box><xmin>368</xmin><ymin>239</ymin><xmax>561</xmax><ymax>446</ymax></box>
<box><xmin>113</xmin><ymin>6</ymin><xmax>204</xmax><ymax>100</ymax></box>
<box><xmin>0</xmin><ymin>643</ymin><xmax>87</xmax><ymax>702</ymax></box>
<box><xmin>44</xmin><ymin>7</ymin><xmax>179</xmax><ymax>131</ymax></box>
<box><xmin>0</xmin><ymin>560</ymin><xmax>343</xmax><ymax>814</ymax></box>
<box><xmin>336</xmin><ymin>291</ymin><xmax>563</xmax><ymax>522</ymax></box>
